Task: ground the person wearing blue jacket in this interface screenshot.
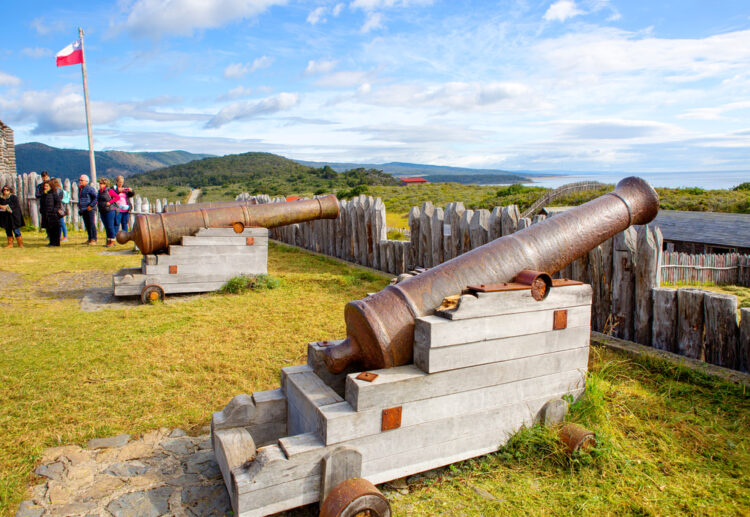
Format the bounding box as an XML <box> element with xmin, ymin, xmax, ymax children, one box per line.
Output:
<box><xmin>78</xmin><ymin>174</ymin><xmax>98</xmax><ymax>245</ymax></box>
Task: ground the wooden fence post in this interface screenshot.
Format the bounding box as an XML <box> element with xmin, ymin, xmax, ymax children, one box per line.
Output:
<box><xmin>459</xmin><ymin>209</ymin><xmax>473</xmax><ymax>255</ymax></box>
<box><xmin>489</xmin><ymin>206</ymin><xmax>503</xmax><ymax>241</ymax></box>
<box><xmin>71</xmin><ymin>183</ymin><xmax>80</xmax><ymax>230</ymax></box>
<box><xmin>501</xmin><ymin>205</ymin><xmax>519</xmax><ymax>237</ymax></box>
<box><xmin>635</xmin><ymin>226</ymin><xmax>662</xmax><ymax>346</ymax></box>
<box><xmin>677</xmin><ymin>289</ymin><xmax>704</xmax><ymax>359</ymax></box>
<box><xmin>431</xmin><ymin>207</ymin><xmax>444</xmax><ymax>267</ymax></box>
<box><xmin>469</xmin><ymin>209</ymin><xmax>490</xmax><ymax>250</ymax></box>
<box><xmin>408</xmin><ymin>206</ymin><xmax>420</xmax><ymax>268</ymax></box>
<box><xmin>740</xmin><ymin>308</ymin><xmax>750</xmax><ymax>373</ymax></box>
<box><xmin>611</xmin><ymin>228</ymin><xmax>637</xmax><ymax>340</ymax></box>
<box><xmin>419</xmin><ymin>202</ymin><xmax>434</xmax><ymax>268</ymax></box>
<box><xmin>704</xmin><ymin>292</ymin><xmax>738</xmax><ymax>369</ymax></box>
<box><xmin>651</xmin><ymin>287</ymin><xmax>677</xmax><ymax>352</ymax></box>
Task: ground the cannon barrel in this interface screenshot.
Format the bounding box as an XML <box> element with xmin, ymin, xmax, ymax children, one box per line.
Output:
<box><xmin>117</xmin><ymin>195</ymin><xmax>339</xmax><ymax>254</ymax></box>
<box><xmin>324</xmin><ymin>177</ymin><xmax>659</xmax><ymax>374</ymax></box>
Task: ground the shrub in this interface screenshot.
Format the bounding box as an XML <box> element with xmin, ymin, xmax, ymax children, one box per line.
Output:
<box><xmin>219</xmin><ymin>274</ymin><xmax>280</xmax><ymax>294</ymax></box>
<box><xmin>733</xmin><ymin>182</ymin><xmax>750</xmax><ymax>191</ymax></box>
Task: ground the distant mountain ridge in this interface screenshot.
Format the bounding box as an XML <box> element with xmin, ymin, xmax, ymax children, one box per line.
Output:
<box><xmin>15</xmin><ymin>142</ymin><xmax>214</xmax><ymax>181</ymax></box>
<box><xmin>294</xmin><ymin>160</ymin><xmax>531</xmax><ymax>183</ymax></box>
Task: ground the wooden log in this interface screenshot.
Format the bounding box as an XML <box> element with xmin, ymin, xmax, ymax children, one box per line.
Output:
<box><xmin>395</xmin><ymin>241</ymin><xmax>407</xmax><ymax>274</ymax></box>
<box><xmin>431</xmin><ymin>207</ymin><xmax>444</xmax><ymax>266</ymax></box>
<box><xmin>361</xmin><ymin>196</ymin><xmax>372</xmax><ymax>266</ymax></box>
<box><xmin>419</xmin><ymin>202</ymin><xmax>434</xmax><ymax>267</ymax></box>
<box><xmin>677</xmin><ymin>289</ymin><xmax>704</xmax><ymax>359</ymax></box>
<box><xmin>501</xmin><ymin>205</ymin><xmax>519</xmax><ymax>236</ymax></box>
<box><xmin>517</xmin><ymin>217</ymin><xmax>531</xmax><ymax>230</ymax></box>
<box><xmin>587</xmin><ymin>245</ymin><xmax>603</xmax><ymax>330</ymax></box>
<box><xmin>450</xmin><ymin>202</ymin><xmax>465</xmax><ymax>259</ymax></box>
<box><xmin>372</xmin><ymin>198</ymin><xmax>386</xmax><ymax>270</ymax></box>
<box><xmin>489</xmin><ymin>206</ymin><xmax>503</xmax><ymax>240</ymax></box>
<box><xmin>442</xmin><ymin>203</ymin><xmax>456</xmax><ymax>261</ymax></box>
<box><xmin>651</xmin><ymin>287</ymin><xmax>678</xmax><ymax>352</ymax></box>
<box><xmin>459</xmin><ymin>209</ymin><xmax>473</xmax><ymax>254</ymax></box>
<box><xmin>611</xmin><ymin>228</ymin><xmax>637</xmax><ymax>340</ymax></box>
<box><xmin>71</xmin><ymin>183</ymin><xmax>80</xmax><ymax>230</ymax></box>
<box><xmin>469</xmin><ymin>209</ymin><xmax>490</xmax><ymax>250</ymax></box>
<box><xmin>27</xmin><ymin>172</ymin><xmax>39</xmax><ymax>229</ymax></box>
<box><xmin>408</xmin><ymin>206</ymin><xmax>421</xmax><ymax>268</ymax></box>
<box><xmin>532</xmin><ymin>214</ymin><xmax>546</xmax><ymax>225</ymax></box>
<box><xmin>635</xmin><ymin>226</ymin><xmax>662</xmax><ymax>346</ymax></box>
<box><xmin>599</xmin><ymin>238</ymin><xmax>614</xmax><ymax>332</ymax></box>
<box><xmin>386</xmin><ymin>240</ymin><xmax>395</xmax><ymax>274</ymax></box>
<box><xmin>740</xmin><ymin>308</ymin><xmax>750</xmax><ymax>373</ymax></box>
<box><xmin>704</xmin><ymin>292</ymin><xmax>738</xmax><ymax>369</ymax></box>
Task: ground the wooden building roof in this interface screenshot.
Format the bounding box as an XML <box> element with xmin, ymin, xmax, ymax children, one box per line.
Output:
<box><xmin>648</xmin><ymin>210</ymin><xmax>750</xmax><ymax>249</ymax></box>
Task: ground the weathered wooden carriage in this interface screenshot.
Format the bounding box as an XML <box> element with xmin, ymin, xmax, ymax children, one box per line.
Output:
<box><xmin>211</xmin><ymin>178</ymin><xmax>659</xmax><ymax>516</ymax></box>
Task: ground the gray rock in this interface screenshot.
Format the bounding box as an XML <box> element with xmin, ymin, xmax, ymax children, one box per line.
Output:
<box><xmin>165</xmin><ymin>473</ymin><xmax>202</xmax><ymax>486</ymax></box>
<box><xmin>471</xmin><ymin>485</ymin><xmax>499</xmax><ymax>501</ymax></box>
<box><xmin>47</xmin><ymin>501</ymin><xmax>97</xmax><ymax>516</ymax></box>
<box><xmin>541</xmin><ymin>398</ymin><xmax>569</xmax><ymax>426</ymax></box>
<box><xmin>87</xmin><ymin>434</ymin><xmax>131</xmax><ymax>450</ymax></box>
<box><xmin>161</xmin><ymin>437</ymin><xmax>194</xmax><ymax>456</ymax></box>
<box><xmin>34</xmin><ymin>461</ymin><xmax>64</xmax><ymax>481</ymax></box>
<box><xmin>14</xmin><ymin>500</ymin><xmax>44</xmax><ymax>517</ymax></box>
<box><xmin>197</xmin><ymin>437</ymin><xmax>212</xmax><ymax>450</ymax></box>
<box><xmin>182</xmin><ymin>484</ymin><xmax>232</xmax><ymax>517</ymax></box>
<box><xmin>185</xmin><ymin>450</ymin><xmax>220</xmax><ymax>479</ymax></box>
<box><xmin>106</xmin><ymin>486</ymin><xmax>172</xmax><ymax>517</ymax></box>
<box><xmin>169</xmin><ymin>429</ymin><xmax>187</xmax><ymax>438</ymax></box>
<box><xmin>105</xmin><ymin>460</ymin><xmax>148</xmax><ymax>478</ymax></box>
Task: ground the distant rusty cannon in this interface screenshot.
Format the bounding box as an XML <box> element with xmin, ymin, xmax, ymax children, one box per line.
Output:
<box><xmin>324</xmin><ymin>177</ymin><xmax>660</xmax><ymax>373</ymax></box>
<box><xmin>116</xmin><ymin>195</ymin><xmax>339</xmax><ymax>254</ymax></box>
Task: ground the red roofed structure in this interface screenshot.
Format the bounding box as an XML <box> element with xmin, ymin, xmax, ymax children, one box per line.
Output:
<box><xmin>400</xmin><ymin>177</ymin><xmax>428</xmax><ymax>185</ymax></box>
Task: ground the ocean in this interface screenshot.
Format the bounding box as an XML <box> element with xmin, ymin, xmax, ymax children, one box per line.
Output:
<box><xmin>521</xmin><ymin>171</ymin><xmax>749</xmax><ymax>190</ymax></box>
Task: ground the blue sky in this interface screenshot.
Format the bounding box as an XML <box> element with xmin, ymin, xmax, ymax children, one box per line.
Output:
<box><xmin>1</xmin><ymin>0</ymin><xmax>749</xmax><ymax>173</ymax></box>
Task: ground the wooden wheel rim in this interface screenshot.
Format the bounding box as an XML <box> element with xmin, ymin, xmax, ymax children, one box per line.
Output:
<box><xmin>140</xmin><ymin>284</ymin><xmax>165</xmax><ymax>304</ymax></box>
<box><xmin>320</xmin><ymin>478</ymin><xmax>391</xmax><ymax>517</ymax></box>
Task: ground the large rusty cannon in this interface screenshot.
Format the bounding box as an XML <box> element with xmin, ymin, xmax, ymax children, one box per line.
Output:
<box><xmin>117</xmin><ymin>195</ymin><xmax>339</xmax><ymax>254</ymax></box>
<box><xmin>324</xmin><ymin>177</ymin><xmax>659</xmax><ymax>373</ymax></box>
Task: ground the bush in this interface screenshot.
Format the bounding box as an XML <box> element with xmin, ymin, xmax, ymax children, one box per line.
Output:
<box><xmin>313</xmin><ymin>187</ymin><xmax>327</xmax><ymax>195</ymax></box>
<box><xmin>219</xmin><ymin>274</ymin><xmax>280</xmax><ymax>294</ymax></box>
<box><xmin>733</xmin><ymin>182</ymin><xmax>750</xmax><ymax>191</ymax></box>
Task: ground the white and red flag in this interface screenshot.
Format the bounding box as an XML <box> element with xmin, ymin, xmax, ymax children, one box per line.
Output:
<box><xmin>56</xmin><ymin>39</ymin><xmax>83</xmax><ymax>67</ymax></box>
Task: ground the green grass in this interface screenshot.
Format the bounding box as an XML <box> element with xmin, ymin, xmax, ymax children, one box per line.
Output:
<box><xmin>1</xmin><ymin>232</ymin><xmax>748</xmax><ymax>516</ymax></box>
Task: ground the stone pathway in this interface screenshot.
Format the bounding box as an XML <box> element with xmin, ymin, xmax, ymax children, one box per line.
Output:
<box><xmin>16</xmin><ymin>427</ymin><xmax>330</xmax><ymax>517</ymax></box>
<box><xmin>17</xmin><ymin>427</ymin><xmax>442</xmax><ymax>517</ymax></box>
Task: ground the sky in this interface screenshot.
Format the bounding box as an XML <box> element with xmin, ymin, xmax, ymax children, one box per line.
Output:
<box><xmin>1</xmin><ymin>0</ymin><xmax>750</xmax><ymax>174</ymax></box>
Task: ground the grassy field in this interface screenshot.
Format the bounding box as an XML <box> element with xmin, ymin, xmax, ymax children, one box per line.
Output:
<box><xmin>1</xmin><ymin>231</ymin><xmax>748</xmax><ymax>516</ymax></box>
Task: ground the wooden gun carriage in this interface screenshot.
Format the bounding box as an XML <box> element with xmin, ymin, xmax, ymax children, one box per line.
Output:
<box><xmin>211</xmin><ymin>178</ymin><xmax>659</xmax><ymax>516</ymax></box>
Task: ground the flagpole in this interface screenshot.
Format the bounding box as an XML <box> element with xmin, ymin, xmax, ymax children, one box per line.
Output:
<box><xmin>78</xmin><ymin>27</ymin><xmax>97</xmax><ymax>185</ymax></box>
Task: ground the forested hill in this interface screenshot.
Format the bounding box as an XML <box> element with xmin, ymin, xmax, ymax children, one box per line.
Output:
<box><xmin>129</xmin><ymin>152</ymin><xmax>400</xmax><ymax>195</ymax></box>
<box><xmin>15</xmin><ymin>142</ymin><xmax>213</xmax><ymax>181</ymax></box>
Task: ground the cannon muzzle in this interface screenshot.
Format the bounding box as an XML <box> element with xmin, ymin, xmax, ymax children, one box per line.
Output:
<box><xmin>324</xmin><ymin>177</ymin><xmax>659</xmax><ymax>373</ymax></box>
<box><xmin>117</xmin><ymin>195</ymin><xmax>339</xmax><ymax>254</ymax></box>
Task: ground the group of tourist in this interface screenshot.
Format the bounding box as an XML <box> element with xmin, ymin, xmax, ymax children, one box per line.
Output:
<box><xmin>0</xmin><ymin>170</ymin><xmax>134</xmax><ymax>248</ymax></box>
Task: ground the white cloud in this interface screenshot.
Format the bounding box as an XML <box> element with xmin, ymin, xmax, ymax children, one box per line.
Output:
<box><xmin>359</xmin><ymin>81</ymin><xmax>531</xmax><ymax>110</ymax></box>
<box><xmin>21</xmin><ymin>47</ymin><xmax>53</xmax><ymax>59</ymax></box>
<box><xmin>332</xmin><ymin>3</ymin><xmax>345</xmax><ymax>16</ymax></box>
<box><xmin>0</xmin><ymin>72</ymin><xmax>21</xmax><ymax>87</ymax></box>
<box><xmin>223</xmin><ymin>56</ymin><xmax>273</xmax><ymax>79</ymax></box>
<box><xmin>218</xmin><ymin>86</ymin><xmax>254</xmax><ymax>101</ymax></box>
<box><xmin>350</xmin><ymin>0</ymin><xmax>433</xmax><ymax>10</ymax></box>
<box><xmin>123</xmin><ymin>0</ymin><xmax>288</xmax><ymax>38</ymax></box>
<box><xmin>361</xmin><ymin>12</ymin><xmax>384</xmax><ymax>33</ymax></box>
<box><xmin>0</xmin><ymin>85</ymin><xmax>205</xmax><ymax>134</ymax></box>
<box><xmin>544</xmin><ymin>1</ymin><xmax>584</xmax><ymax>22</ymax></box>
<box><xmin>307</xmin><ymin>6</ymin><xmax>326</xmax><ymax>24</ymax></box>
<box><xmin>316</xmin><ymin>70</ymin><xmax>373</xmax><ymax>88</ymax></box>
<box><xmin>304</xmin><ymin>59</ymin><xmax>338</xmax><ymax>76</ymax></box>
<box><xmin>30</xmin><ymin>17</ymin><xmax>67</xmax><ymax>35</ymax></box>
<box><xmin>205</xmin><ymin>92</ymin><xmax>299</xmax><ymax>128</ymax></box>
<box><xmin>559</xmin><ymin>119</ymin><xmax>683</xmax><ymax>140</ymax></box>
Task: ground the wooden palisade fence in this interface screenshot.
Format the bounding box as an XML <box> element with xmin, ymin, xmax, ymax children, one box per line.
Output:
<box><xmin>661</xmin><ymin>252</ymin><xmax>750</xmax><ymax>286</ymax></box>
<box><xmin>239</xmin><ymin>192</ymin><xmax>750</xmax><ymax>375</ymax></box>
<box><xmin>0</xmin><ymin>172</ymin><xmax>181</xmax><ymax>232</ymax></box>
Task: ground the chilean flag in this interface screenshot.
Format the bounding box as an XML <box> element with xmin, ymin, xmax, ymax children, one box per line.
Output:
<box><xmin>56</xmin><ymin>39</ymin><xmax>83</xmax><ymax>67</ymax></box>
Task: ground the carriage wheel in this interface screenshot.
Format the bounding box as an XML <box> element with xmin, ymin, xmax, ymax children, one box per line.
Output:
<box><xmin>140</xmin><ymin>284</ymin><xmax>165</xmax><ymax>304</ymax></box>
<box><xmin>320</xmin><ymin>478</ymin><xmax>391</xmax><ymax>517</ymax></box>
